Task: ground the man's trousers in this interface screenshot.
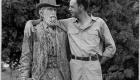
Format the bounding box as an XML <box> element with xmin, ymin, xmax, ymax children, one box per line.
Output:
<box><xmin>70</xmin><ymin>59</ymin><xmax>103</xmax><ymax>80</ymax></box>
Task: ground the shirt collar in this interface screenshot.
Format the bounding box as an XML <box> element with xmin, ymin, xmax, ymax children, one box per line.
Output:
<box><xmin>73</xmin><ymin>16</ymin><xmax>98</xmax><ymax>30</ymax></box>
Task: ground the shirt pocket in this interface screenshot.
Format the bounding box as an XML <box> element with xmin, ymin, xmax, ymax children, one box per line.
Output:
<box><xmin>85</xmin><ymin>29</ymin><xmax>99</xmax><ymax>43</ymax></box>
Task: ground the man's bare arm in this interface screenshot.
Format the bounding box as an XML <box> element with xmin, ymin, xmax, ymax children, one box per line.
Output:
<box><xmin>32</xmin><ymin>19</ymin><xmax>42</xmax><ymax>26</ymax></box>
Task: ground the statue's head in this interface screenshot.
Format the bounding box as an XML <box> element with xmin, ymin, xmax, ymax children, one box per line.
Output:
<box><xmin>36</xmin><ymin>0</ymin><xmax>60</xmax><ymax>23</ymax></box>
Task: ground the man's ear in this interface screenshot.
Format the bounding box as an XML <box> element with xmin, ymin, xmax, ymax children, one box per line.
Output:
<box><xmin>79</xmin><ymin>4</ymin><xmax>84</xmax><ymax>10</ymax></box>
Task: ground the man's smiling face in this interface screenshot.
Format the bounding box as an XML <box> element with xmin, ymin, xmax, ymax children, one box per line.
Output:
<box><xmin>69</xmin><ymin>0</ymin><xmax>82</xmax><ymax>18</ymax></box>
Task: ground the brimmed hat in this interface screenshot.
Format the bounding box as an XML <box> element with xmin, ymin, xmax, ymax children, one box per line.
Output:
<box><xmin>36</xmin><ymin>0</ymin><xmax>60</xmax><ymax>10</ymax></box>
<box><xmin>36</xmin><ymin>0</ymin><xmax>60</xmax><ymax>18</ymax></box>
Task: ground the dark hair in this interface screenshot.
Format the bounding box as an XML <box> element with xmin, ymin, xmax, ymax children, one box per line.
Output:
<box><xmin>76</xmin><ymin>0</ymin><xmax>89</xmax><ymax>11</ymax></box>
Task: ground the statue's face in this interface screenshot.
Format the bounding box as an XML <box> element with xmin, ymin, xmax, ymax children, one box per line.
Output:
<box><xmin>39</xmin><ymin>7</ymin><xmax>57</xmax><ymax>23</ymax></box>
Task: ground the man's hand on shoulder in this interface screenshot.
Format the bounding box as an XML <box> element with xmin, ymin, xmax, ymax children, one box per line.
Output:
<box><xmin>24</xmin><ymin>19</ymin><xmax>41</xmax><ymax>37</ymax></box>
<box><xmin>32</xmin><ymin>19</ymin><xmax>42</xmax><ymax>26</ymax></box>
<box><xmin>24</xmin><ymin>20</ymin><xmax>33</xmax><ymax>37</ymax></box>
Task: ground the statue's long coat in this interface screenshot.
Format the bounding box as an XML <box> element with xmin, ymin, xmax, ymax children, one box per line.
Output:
<box><xmin>18</xmin><ymin>21</ymin><xmax>71</xmax><ymax>80</ymax></box>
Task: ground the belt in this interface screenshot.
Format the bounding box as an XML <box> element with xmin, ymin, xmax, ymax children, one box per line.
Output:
<box><xmin>71</xmin><ymin>54</ymin><xmax>98</xmax><ymax>61</ymax></box>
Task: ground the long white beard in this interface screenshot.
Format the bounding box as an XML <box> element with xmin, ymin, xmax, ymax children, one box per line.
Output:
<box><xmin>44</xmin><ymin>17</ymin><xmax>59</xmax><ymax>26</ymax></box>
<box><xmin>44</xmin><ymin>17</ymin><xmax>59</xmax><ymax>30</ymax></box>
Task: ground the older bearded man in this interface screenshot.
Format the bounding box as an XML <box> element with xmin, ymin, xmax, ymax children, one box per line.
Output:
<box><xmin>18</xmin><ymin>0</ymin><xmax>71</xmax><ymax>80</ymax></box>
<box><xmin>24</xmin><ymin>0</ymin><xmax>116</xmax><ymax>80</ymax></box>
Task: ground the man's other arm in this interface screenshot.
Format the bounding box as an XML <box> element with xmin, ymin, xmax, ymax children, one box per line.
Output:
<box><xmin>99</xmin><ymin>18</ymin><xmax>116</xmax><ymax>64</ymax></box>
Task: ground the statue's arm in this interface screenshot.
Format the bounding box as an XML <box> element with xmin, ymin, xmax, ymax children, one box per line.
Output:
<box><xmin>18</xmin><ymin>21</ymin><xmax>34</xmax><ymax>80</ymax></box>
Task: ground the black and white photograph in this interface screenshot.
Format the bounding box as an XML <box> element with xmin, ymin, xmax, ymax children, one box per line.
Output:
<box><xmin>1</xmin><ymin>0</ymin><xmax>139</xmax><ymax>80</ymax></box>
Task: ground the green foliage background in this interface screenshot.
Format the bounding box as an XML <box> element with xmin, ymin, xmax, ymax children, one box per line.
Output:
<box><xmin>2</xmin><ymin>0</ymin><xmax>139</xmax><ymax>80</ymax></box>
